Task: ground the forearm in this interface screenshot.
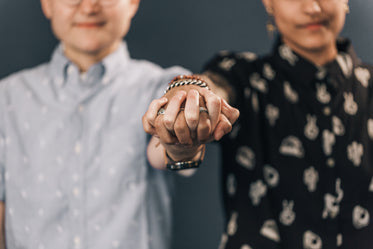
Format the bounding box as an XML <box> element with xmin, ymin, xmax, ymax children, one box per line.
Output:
<box><xmin>147</xmin><ymin>136</ymin><xmax>204</xmax><ymax>170</ymax></box>
<box><xmin>0</xmin><ymin>202</ymin><xmax>5</xmax><ymax>249</ymax></box>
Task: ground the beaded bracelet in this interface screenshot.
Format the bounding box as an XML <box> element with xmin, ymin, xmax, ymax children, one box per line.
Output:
<box><xmin>165</xmin><ymin>145</ymin><xmax>206</xmax><ymax>171</ymax></box>
<box><xmin>165</xmin><ymin>75</ymin><xmax>209</xmax><ymax>93</ymax></box>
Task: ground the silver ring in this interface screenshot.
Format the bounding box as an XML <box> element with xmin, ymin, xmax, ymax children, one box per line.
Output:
<box><xmin>199</xmin><ymin>107</ymin><xmax>209</xmax><ymax>114</ymax></box>
<box><xmin>157</xmin><ymin>108</ymin><xmax>166</xmax><ymax>115</ymax></box>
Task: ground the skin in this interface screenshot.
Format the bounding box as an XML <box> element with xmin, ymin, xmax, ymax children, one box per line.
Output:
<box><xmin>40</xmin><ymin>0</ymin><xmax>140</xmax><ymax>71</ymax></box>
<box><xmin>262</xmin><ymin>0</ymin><xmax>349</xmax><ymax>66</ymax></box>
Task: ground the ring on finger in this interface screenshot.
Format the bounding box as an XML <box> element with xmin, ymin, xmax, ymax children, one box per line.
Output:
<box><xmin>199</xmin><ymin>107</ymin><xmax>209</xmax><ymax>115</ymax></box>
<box><xmin>157</xmin><ymin>108</ymin><xmax>166</xmax><ymax>115</ymax></box>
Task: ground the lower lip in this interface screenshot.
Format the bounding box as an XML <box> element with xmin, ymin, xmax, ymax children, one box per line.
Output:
<box><xmin>305</xmin><ymin>24</ymin><xmax>323</xmax><ymax>30</ymax></box>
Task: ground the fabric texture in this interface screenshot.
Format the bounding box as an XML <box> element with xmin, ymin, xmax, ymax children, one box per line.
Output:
<box><xmin>0</xmin><ymin>42</ymin><xmax>189</xmax><ymax>249</ymax></box>
<box><xmin>204</xmin><ymin>38</ymin><xmax>373</xmax><ymax>249</ymax></box>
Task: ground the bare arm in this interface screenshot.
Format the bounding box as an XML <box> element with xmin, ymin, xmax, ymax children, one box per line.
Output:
<box><xmin>0</xmin><ymin>201</ymin><xmax>5</xmax><ymax>249</ymax></box>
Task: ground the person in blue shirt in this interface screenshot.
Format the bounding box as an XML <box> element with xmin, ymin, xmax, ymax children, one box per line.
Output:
<box><xmin>0</xmin><ymin>0</ymin><xmax>236</xmax><ymax>248</ymax></box>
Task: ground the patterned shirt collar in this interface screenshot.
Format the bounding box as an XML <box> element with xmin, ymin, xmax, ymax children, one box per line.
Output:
<box><xmin>272</xmin><ymin>36</ymin><xmax>361</xmax><ymax>89</ymax></box>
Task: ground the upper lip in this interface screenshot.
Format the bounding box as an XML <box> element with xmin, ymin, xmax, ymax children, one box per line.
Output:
<box><xmin>75</xmin><ymin>21</ymin><xmax>106</xmax><ymax>26</ymax></box>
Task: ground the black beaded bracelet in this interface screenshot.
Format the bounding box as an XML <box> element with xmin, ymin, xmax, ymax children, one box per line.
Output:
<box><xmin>165</xmin><ymin>145</ymin><xmax>206</xmax><ymax>171</ymax></box>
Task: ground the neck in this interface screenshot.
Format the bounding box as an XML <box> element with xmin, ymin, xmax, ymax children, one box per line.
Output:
<box><xmin>284</xmin><ymin>40</ymin><xmax>338</xmax><ymax>67</ymax></box>
<box><xmin>63</xmin><ymin>42</ymin><xmax>120</xmax><ymax>72</ymax></box>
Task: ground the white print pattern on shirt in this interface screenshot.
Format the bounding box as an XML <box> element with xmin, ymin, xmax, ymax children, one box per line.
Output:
<box><xmin>343</xmin><ymin>92</ymin><xmax>358</xmax><ymax>115</ymax></box>
<box><xmin>322</xmin><ymin>130</ymin><xmax>335</xmax><ymax>156</ymax></box>
<box><xmin>369</xmin><ymin>177</ymin><xmax>373</xmax><ymax>192</ymax></box>
<box><xmin>227</xmin><ymin>174</ymin><xmax>237</xmax><ymax>197</ymax></box>
<box><xmin>347</xmin><ymin>141</ymin><xmax>364</xmax><ymax>166</ymax></box>
<box><xmin>249</xmin><ymin>180</ymin><xmax>267</xmax><ymax>206</ymax></box>
<box><xmin>337</xmin><ymin>234</ymin><xmax>343</xmax><ymax>247</ymax></box>
<box><xmin>303</xmin><ymin>231</ymin><xmax>322</xmax><ymax>249</ymax></box>
<box><xmin>355</xmin><ymin>67</ymin><xmax>370</xmax><ymax>88</ymax></box>
<box><xmin>266</xmin><ymin>104</ymin><xmax>280</xmax><ymax>126</ymax></box>
<box><xmin>250</xmin><ymin>73</ymin><xmax>268</xmax><ymax>93</ymax></box>
<box><xmin>353</xmin><ymin>205</ymin><xmax>370</xmax><ymax>229</ymax></box>
<box><xmin>227</xmin><ymin>212</ymin><xmax>238</xmax><ymax>236</ymax></box>
<box><xmin>304</xmin><ymin>166</ymin><xmax>319</xmax><ymax>192</ymax></box>
<box><xmin>332</xmin><ymin>116</ymin><xmax>345</xmax><ymax>136</ymax></box>
<box><xmin>229</xmin><ymin>123</ymin><xmax>241</xmax><ymax>140</ymax></box>
<box><xmin>244</xmin><ymin>87</ymin><xmax>251</xmax><ymax>99</ymax></box>
<box><xmin>252</xmin><ymin>92</ymin><xmax>259</xmax><ymax>113</ymax></box>
<box><xmin>279</xmin><ymin>136</ymin><xmax>304</xmax><ymax>158</ymax></box>
<box><xmin>218</xmin><ymin>233</ymin><xmax>228</xmax><ymax>249</ymax></box>
<box><xmin>316</xmin><ymin>67</ymin><xmax>327</xmax><ymax>80</ymax></box>
<box><xmin>236</xmin><ymin>146</ymin><xmax>256</xmax><ymax>170</ymax></box>
<box><xmin>219</xmin><ymin>58</ymin><xmax>236</xmax><ymax>71</ymax></box>
<box><xmin>279</xmin><ymin>200</ymin><xmax>296</xmax><ymax>226</ymax></box>
<box><xmin>279</xmin><ymin>44</ymin><xmax>298</xmax><ymax>66</ymax></box>
<box><xmin>240</xmin><ymin>245</ymin><xmax>253</xmax><ymax>249</ymax></box>
<box><xmin>322</xmin><ymin>178</ymin><xmax>344</xmax><ymax>219</ymax></box>
<box><xmin>263</xmin><ymin>63</ymin><xmax>276</xmax><ymax>80</ymax></box>
<box><xmin>263</xmin><ymin>165</ymin><xmax>280</xmax><ymax>188</ymax></box>
<box><xmin>218</xmin><ymin>50</ymin><xmax>230</xmax><ymax>56</ymax></box>
<box><xmin>316</xmin><ymin>83</ymin><xmax>331</xmax><ymax>104</ymax></box>
<box><xmin>283</xmin><ymin>81</ymin><xmax>298</xmax><ymax>103</ymax></box>
<box><xmin>368</xmin><ymin>119</ymin><xmax>373</xmax><ymax>140</ymax></box>
<box><xmin>238</xmin><ymin>51</ymin><xmax>257</xmax><ymax>62</ymax></box>
<box><xmin>304</xmin><ymin>115</ymin><xmax>319</xmax><ymax>140</ymax></box>
<box><xmin>260</xmin><ymin>220</ymin><xmax>281</xmax><ymax>243</ymax></box>
<box><xmin>336</xmin><ymin>53</ymin><xmax>353</xmax><ymax>78</ymax></box>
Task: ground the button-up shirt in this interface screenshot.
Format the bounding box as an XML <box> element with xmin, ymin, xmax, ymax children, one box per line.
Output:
<box><xmin>204</xmin><ymin>38</ymin><xmax>373</xmax><ymax>249</ymax></box>
<box><xmin>0</xmin><ymin>42</ymin><xmax>188</xmax><ymax>249</ymax></box>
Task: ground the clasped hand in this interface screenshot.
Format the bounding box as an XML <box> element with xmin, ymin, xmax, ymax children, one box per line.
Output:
<box><xmin>142</xmin><ymin>85</ymin><xmax>239</xmax><ymax>149</ymax></box>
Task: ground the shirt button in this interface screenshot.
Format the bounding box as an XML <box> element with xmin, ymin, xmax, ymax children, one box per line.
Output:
<box><xmin>323</xmin><ymin>107</ymin><xmax>331</xmax><ymax>116</ymax></box>
<box><xmin>74</xmin><ymin>236</ymin><xmax>81</xmax><ymax>249</ymax></box>
<box><xmin>78</xmin><ymin>105</ymin><xmax>84</xmax><ymax>113</ymax></box>
<box><xmin>102</xmin><ymin>76</ymin><xmax>110</xmax><ymax>85</ymax></box>
<box><xmin>73</xmin><ymin>188</ymin><xmax>80</xmax><ymax>197</ymax></box>
<box><xmin>75</xmin><ymin>142</ymin><xmax>82</xmax><ymax>155</ymax></box>
<box><xmin>67</xmin><ymin>65</ymin><xmax>75</xmax><ymax>75</ymax></box>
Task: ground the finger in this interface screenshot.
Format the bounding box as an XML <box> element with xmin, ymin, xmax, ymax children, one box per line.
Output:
<box><xmin>197</xmin><ymin>112</ymin><xmax>212</xmax><ymax>143</ymax></box>
<box><xmin>154</xmin><ymin>115</ymin><xmax>179</xmax><ymax>144</ymax></box>
<box><xmin>213</xmin><ymin>114</ymin><xmax>233</xmax><ymax>141</ymax></box>
<box><xmin>184</xmin><ymin>89</ymin><xmax>200</xmax><ymax>132</ymax></box>
<box><xmin>221</xmin><ymin>98</ymin><xmax>240</xmax><ymax>124</ymax></box>
<box><xmin>199</xmin><ymin>88</ymin><xmax>221</xmax><ymax>131</ymax></box>
<box><xmin>142</xmin><ymin>97</ymin><xmax>168</xmax><ymax>134</ymax></box>
<box><xmin>163</xmin><ymin>91</ymin><xmax>187</xmax><ymax>132</ymax></box>
<box><xmin>174</xmin><ymin>111</ymin><xmax>193</xmax><ymax>145</ymax></box>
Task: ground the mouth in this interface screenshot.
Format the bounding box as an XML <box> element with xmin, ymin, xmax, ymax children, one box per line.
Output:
<box><xmin>74</xmin><ymin>21</ymin><xmax>106</xmax><ymax>28</ymax></box>
<box><xmin>300</xmin><ymin>21</ymin><xmax>328</xmax><ymax>30</ymax></box>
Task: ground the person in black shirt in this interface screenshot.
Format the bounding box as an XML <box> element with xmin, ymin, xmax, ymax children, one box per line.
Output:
<box><xmin>143</xmin><ymin>0</ymin><xmax>373</xmax><ymax>248</ymax></box>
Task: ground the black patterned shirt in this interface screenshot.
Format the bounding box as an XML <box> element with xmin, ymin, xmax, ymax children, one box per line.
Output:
<box><xmin>204</xmin><ymin>38</ymin><xmax>373</xmax><ymax>249</ymax></box>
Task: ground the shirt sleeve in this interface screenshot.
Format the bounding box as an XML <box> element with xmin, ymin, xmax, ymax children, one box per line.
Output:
<box><xmin>0</xmin><ymin>85</ymin><xmax>6</xmax><ymax>202</ymax></box>
<box><xmin>153</xmin><ymin>66</ymin><xmax>191</xmax><ymax>99</ymax></box>
<box><xmin>203</xmin><ymin>51</ymin><xmax>258</xmax><ymax>109</ymax></box>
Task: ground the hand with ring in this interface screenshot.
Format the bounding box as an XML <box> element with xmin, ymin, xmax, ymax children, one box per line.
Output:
<box><xmin>142</xmin><ymin>84</ymin><xmax>239</xmax><ymax>146</ymax></box>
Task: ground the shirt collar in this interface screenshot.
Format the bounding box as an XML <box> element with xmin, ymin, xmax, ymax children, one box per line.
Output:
<box><xmin>48</xmin><ymin>41</ymin><xmax>131</xmax><ymax>88</ymax></box>
<box><xmin>271</xmin><ymin>36</ymin><xmax>360</xmax><ymax>89</ymax></box>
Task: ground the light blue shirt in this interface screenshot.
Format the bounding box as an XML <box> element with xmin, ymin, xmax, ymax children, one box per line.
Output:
<box><xmin>0</xmin><ymin>42</ymin><xmax>189</xmax><ymax>249</ymax></box>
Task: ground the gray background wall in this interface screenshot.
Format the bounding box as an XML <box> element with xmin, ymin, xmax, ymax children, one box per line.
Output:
<box><xmin>1</xmin><ymin>0</ymin><xmax>373</xmax><ymax>248</ymax></box>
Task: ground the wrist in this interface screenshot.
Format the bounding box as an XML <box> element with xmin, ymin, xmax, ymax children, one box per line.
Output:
<box><xmin>164</xmin><ymin>144</ymin><xmax>206</xmax><ymax>171</ymax></box>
